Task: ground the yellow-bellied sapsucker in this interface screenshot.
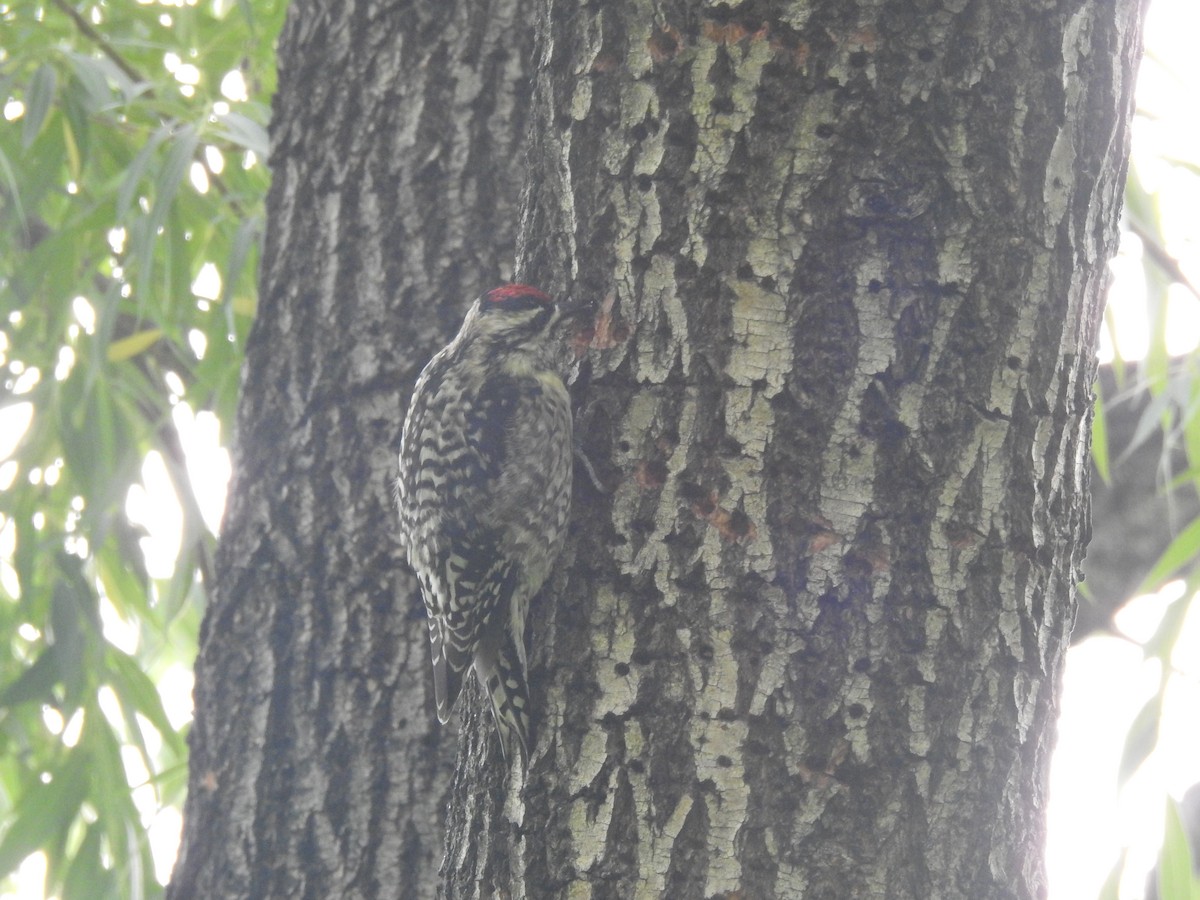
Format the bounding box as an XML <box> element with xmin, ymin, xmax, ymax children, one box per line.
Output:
<box><xmin>397</xmin><ymin>284</ymin><xmax>579</xmax><ymax>765</ymax></box>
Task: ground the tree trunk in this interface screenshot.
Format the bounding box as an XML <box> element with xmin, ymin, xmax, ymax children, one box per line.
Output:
<box><xmin>443</xmin><ymin>1</ymin><xmax>1147</xmax><ymax>898</ymax></box>
<box><xmin>168</xmin><ymin>0</ymin><xmax>1150</xmax><ymax>897</ymax></box>
<box><xmin>167</xmin><ymin>1</ymin><xmax>535</xmax><ymax>897</ymax></box>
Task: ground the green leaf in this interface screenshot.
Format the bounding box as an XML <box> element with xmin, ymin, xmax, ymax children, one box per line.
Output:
<box><xmin>1096</xmin><ymin>855</ymin><xmax>1123</xmax><ymax>900</ymax></box>
<box><xmin>221</xmin><ymin>215</ymin><xmax>261</xmax><ymax>332</ymax></box>
<box><xmin>1117</xmin><ymin>692</ymin><xmax>1162</xmax><ymax>785</ymax></box>
<box><xmin>159</xmin><ymin>543</ymin><xmax>197</xmax><ymax>626</ymax></box>
<box><xmin>117</xmin><ymin>126</ymin><xmax>170</xmax><ymax>221</ymax></box>
<box><xmin>1092</xmin><ymin>390</ymin><xmax>1110</xmax><ymax>485</ymax></box>
<box><xmin>130</xmin><ymin>124</ymin><xmax>199</xmax><ymax>295</ymax></box>
<box><xmin>60</xmin><ymin>824</ymin><xmax>117</xmax><ymax>900</ymax></box>
<box><xmin>107</xmin><ymin>329</ymin><xmax>164</xmax><ymax>362</ymax></box>
<box><xmin>23</xmin><ymin>63</ymin><xmax>58</xmax><ymax>148</ymax></box>
<box><xmin>0</xmin><ymin>649</ymin><xmax>61</xmax><ymax>709</ymax></box>
<box><xmin>84</xmin><ymin>718</ymin><xmax>153</xmax><ymax>900</ymax></box>
<box><xmin>50</xmin><ymin>581</ymin><xmax>89</xmax><ymax>703</ymax></box>
<box><xmin>96</xmin><ymin>540</ymin><xmax>151</xmax><ymax>623</ymax></box>
<box><xmin>214</xmin><ymin>111</ymin><xmax>269</xmax><ymax>159</ymax></box>
<box><xmin>1142</xmin><ymin>590</ymin><xmax>1194</xmax><ymax>663</ymax></box>
<box><xmin>1186</xmin><ymin>375</ymin><xmax>1200</xmax><ymax>490</ymax></box>
<box><xmin>62</xmin><ymin>114</ymin><xmax>85</xmax><ymax>180</ymax></box>
<box><xmin>1163</xmin><ymin>155</ymin><xmax>1200</xmax><ymax>178</ymax></box>
<box><xmin>0</xmin><ymin>5</ymin><xmax>277</xmax><ymax>896</ymax></box>
<box><xmin>1118</xmin><ymin>386</ymin><xmax>1172</xmax><ymax>466</ymax></box>
<box><xmin>1158</xmin><ymin>798</ymin><xmax>1200</xmax><ymax>900</ymax></box>
<box><xmin>117</xmin><ymin>817</ymin><xmax>148</xmax><ymax>900</ymax></box>
<box><xmin>106</xmin><ymin>648</ymin><xmax>187</xmax><ymax>758</ymax></box>
<box><xmin>0</xmin><ymin>145</ymin><xmax>27</xmax><ymax>231</ymax></box>
<box><xmin>156</xmin><ymin>125</ymin><xmax>200</xmax><ymax>216</ymax></box>
<box><xmin>0</xmin><ymin>752</ymin><xmax>89</xmax><ymax>881</ymax></box>
<box><xmin>235</xmin><ymin>0</ymin><xmax>258</xmax><ymax>29</ymax></box>
<box><xmin>66</xmin><ymin>53</ymin><xmax>120</xmax><ymax>114</ymax></box>
<box><xmin>1135</xmin><ymin>515</ymin><xmax>1200</xmax><ymax>597</ymax></box>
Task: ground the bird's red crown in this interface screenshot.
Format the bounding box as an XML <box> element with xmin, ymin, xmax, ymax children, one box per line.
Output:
<box><xmin>484</xmin><ymin>284</ymin><xmax>552</xmax><ymax>306</ymax></box>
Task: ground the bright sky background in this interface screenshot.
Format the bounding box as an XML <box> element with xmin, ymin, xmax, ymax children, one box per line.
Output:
<box><xmin>3</xmin><ymin>0</ymin><xmax>1200</xmax><ymax>896</ymax></box>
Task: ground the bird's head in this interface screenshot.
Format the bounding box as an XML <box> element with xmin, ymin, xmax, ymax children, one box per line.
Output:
<box><xmin>459</xmin><ymin>284</ymin><xmax>585</xmax><ymax>352</ymax></box>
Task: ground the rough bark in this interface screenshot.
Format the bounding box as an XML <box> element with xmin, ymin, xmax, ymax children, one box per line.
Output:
<box><xmin>443</xmin><ymin>1</ymin><xmax>1147</xmax><ymax>898</ymax></box>
<box><xmin>167</xmin><ymin>1</ymin><xmax>535</xmax><ymax>897</ymax></box>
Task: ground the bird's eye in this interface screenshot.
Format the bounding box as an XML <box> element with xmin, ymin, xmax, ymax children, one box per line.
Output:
<box><xmin>505</xmin><ymin>295</ymin><xmax>544</xmax><ymax>312</ymax></box>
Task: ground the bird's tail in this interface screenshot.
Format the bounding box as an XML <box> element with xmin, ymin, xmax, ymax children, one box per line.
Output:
<box><xmin>477</xmin><ymin>631</ymin><xmax>531</xmax><ymax>767</ymax></box>
<box><xmin>429</xmin><ymin>619</ymin><xmax>466</xmax><ymax>724</ymax></box>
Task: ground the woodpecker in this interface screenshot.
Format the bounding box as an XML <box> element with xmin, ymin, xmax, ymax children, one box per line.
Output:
<box><xmin>397</xmin><ymin>284</ymin><xmax>580</xmax><ymax>766</ymax></box>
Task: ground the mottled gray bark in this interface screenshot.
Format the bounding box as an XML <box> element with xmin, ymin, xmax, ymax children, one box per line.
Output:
<box><xmin>443</xmin><ymin>1</ymin><xmax>1147</xmax><ymax>898</ymax></box>
<box><xmin>167</xmin><ymin>1</ymin><xmax>534</xmax><ymax>897</ymax></box>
